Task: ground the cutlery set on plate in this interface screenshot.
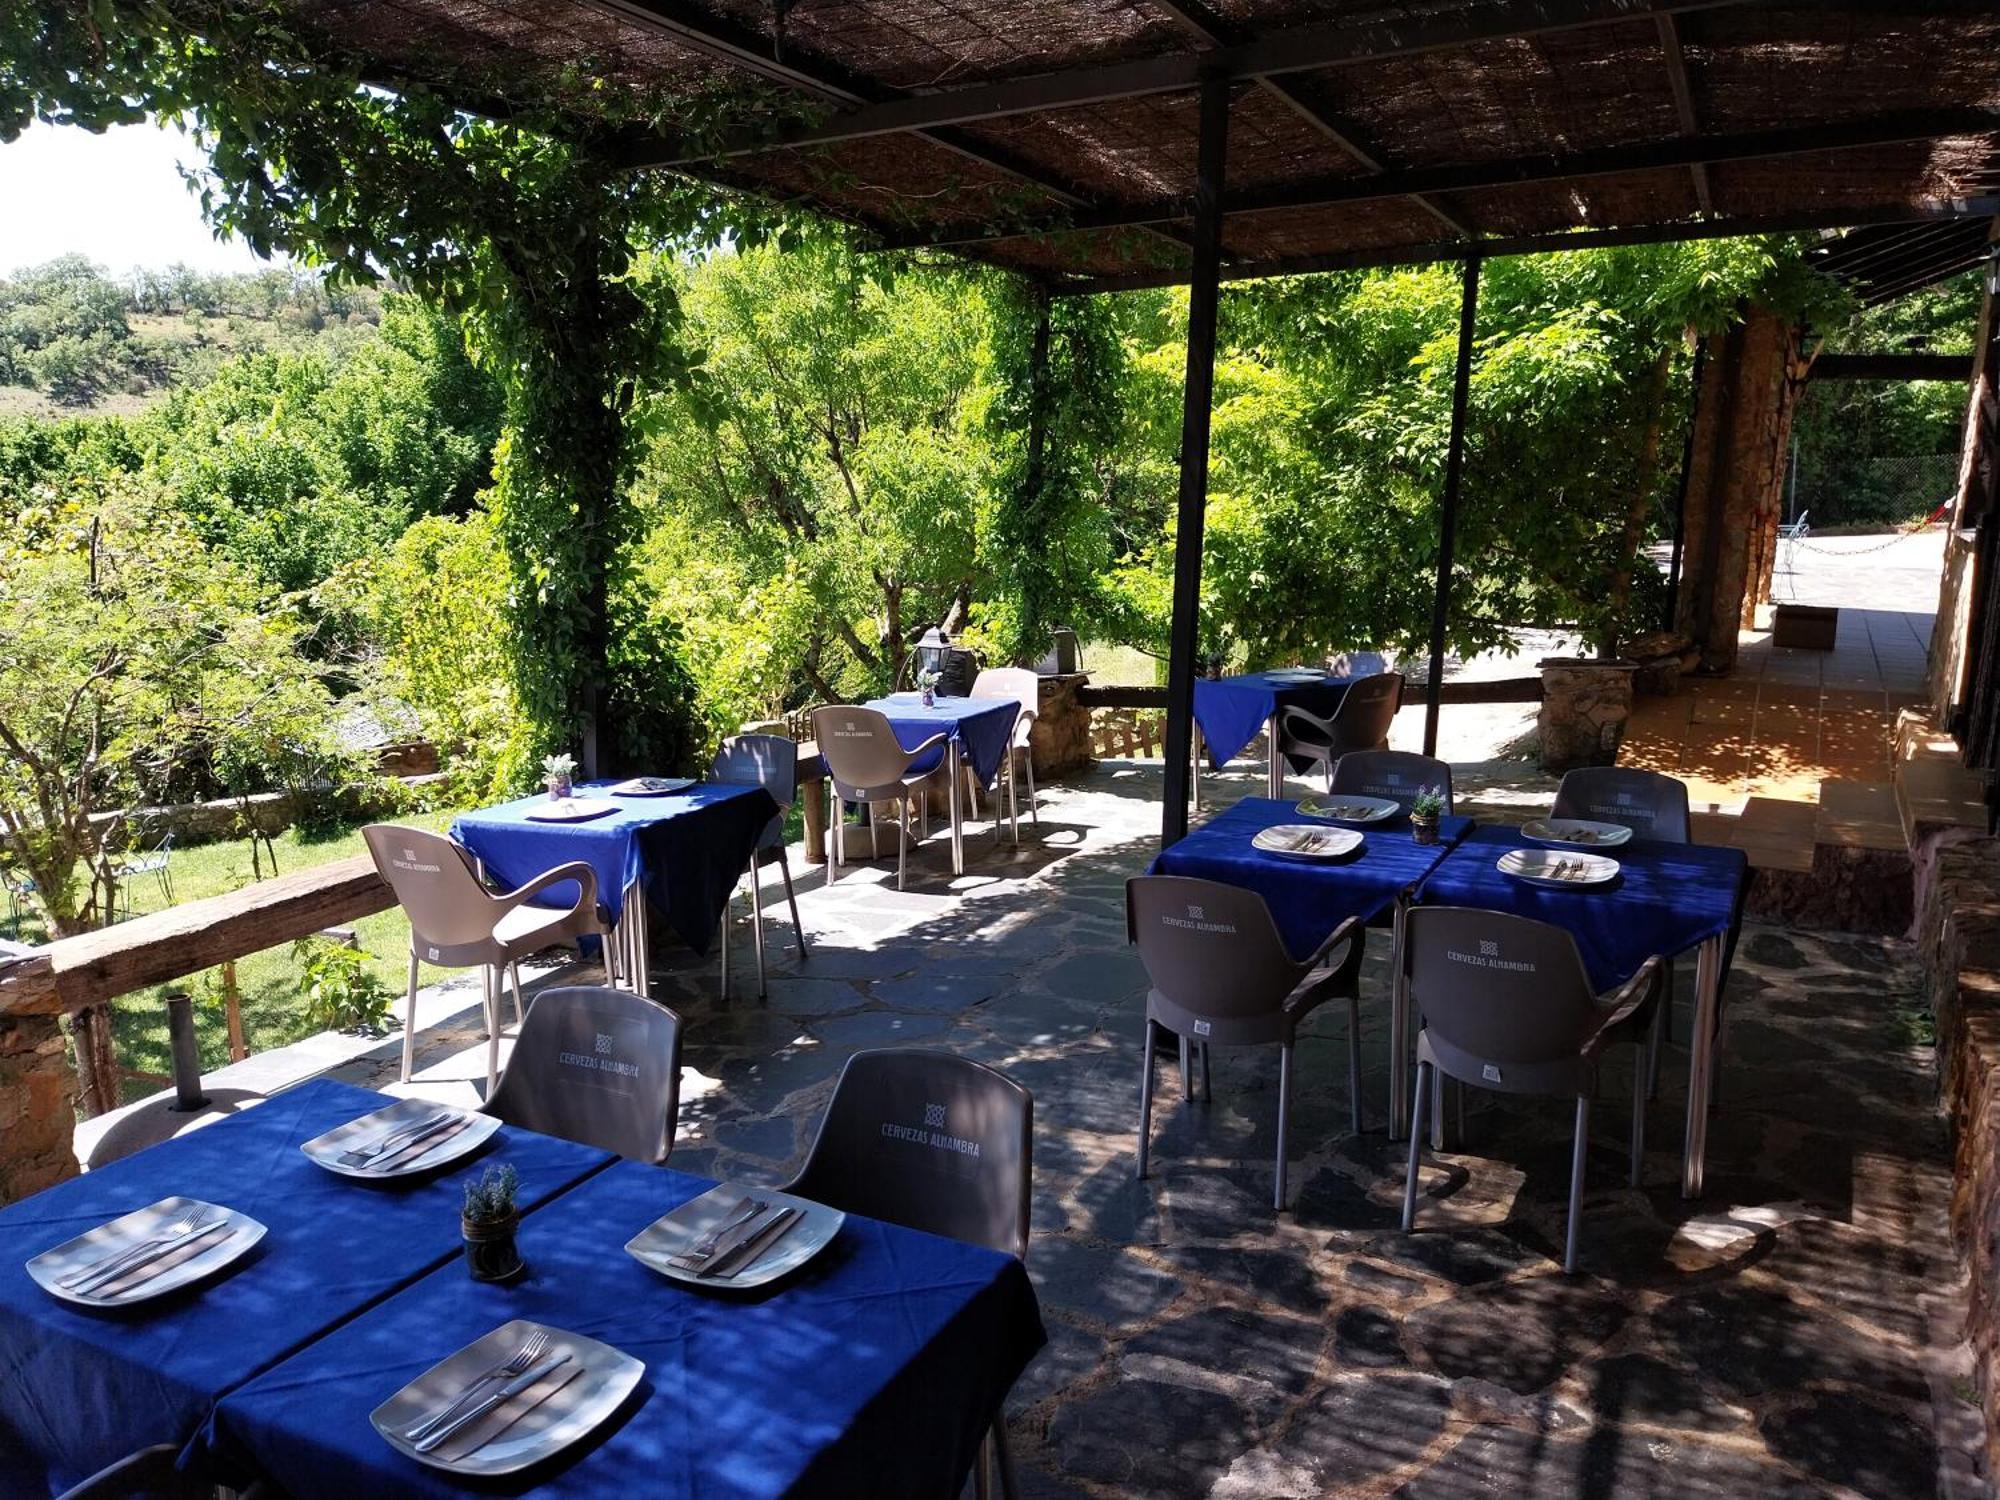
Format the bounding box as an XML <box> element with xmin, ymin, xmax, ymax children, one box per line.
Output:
<box><xmin>26</xmin><ymin>1195</ymin><xmax>266</xmax><ymax>1309</ymax></box>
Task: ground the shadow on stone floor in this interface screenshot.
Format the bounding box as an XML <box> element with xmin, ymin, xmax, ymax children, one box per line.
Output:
<box><xmin>332</xmin><ymin>764</ymin><xmax>1980</xmax><ymax>1500</ymax></box>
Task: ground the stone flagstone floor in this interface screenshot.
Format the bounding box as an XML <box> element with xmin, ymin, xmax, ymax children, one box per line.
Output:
<box><xmin>327</xmin><ymin>763</ymin><xmax>1980</xmax><ymax>1500</ymax></box>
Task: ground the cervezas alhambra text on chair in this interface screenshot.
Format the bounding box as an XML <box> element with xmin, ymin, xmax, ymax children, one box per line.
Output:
<box><xmin>809</xmin><ymin>705</ymin><xmax>946</xmax><ymax>891</ymax></box>
<box><xmin>1329</xmin><ymin>749</ymin><xmax>1453</xmax><ymax>814</ymax></box>
<box><xmin>482</xmin><ymin>985</ymin><xmax>682</xmax><ymax>1164</ymax></box>
<box><xmin>1551</xmin><ymin>765</ymin><xmax>1691</xmax><ymax>843</ymax></box>
<box><xmin>1126</xmin><ymin>874</ymin><xmax>1367</xmax><ymax>1211</ymax></box>
<box><xmin>362</xmin><ymin>824</ymin><xmax>619</xmax><ymax>1093</ymax></box>
<box><xmin>970</xmin><ymin>666</ymin><xmax>1040</xmax><ymax>842</ymax></box>
<box><xmin>1399</xmin><ymin>906</ymin><xmax>1665</xmax><ymax>1275</ymax></box>
<box><xmin>711</xmin><ymin>732</ymin><xmax>810</xmax><ymax>998</ymax></box>
<box><xmin>785</xmin><ymin>1047</ymin><xmax>1034</xmax><ymax>1500</ymax></box>
<box><xmin>1276</xmin><ymin>671</ymin><xmax>1404</xmax><ymax>793</ymax></box>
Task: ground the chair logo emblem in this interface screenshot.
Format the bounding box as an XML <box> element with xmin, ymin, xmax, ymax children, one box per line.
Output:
<box><xmin>1617</xmin><ymin>792</ymin><xmax>1633</xmax><ymax>805</ymax></box>
<box><xmin>426</xmin><ymin>946</ymin><xmax>440</xmax><ymax>961</ymax></box>
<box><xmin>402</xmin><ymin>847</ymin><xmax>416</xmax><ymax>861</ymax></box>
<box><xmin>1193</xmin><ymin>1019</ymin><xmax>1211</xmax><ymax>1037</ymax></box>
<box><xmin>924</xmin><ymin>1103</ymin><xmax>947</xmax><ymax>1128</ymax></box>
<box><xmin>594</xmin><ymin>1032</ymin><xmax>613</xmax><ymax>1056</ymax></box>
<box><xmin>1483</xmin><ymin>1064</ymin><xmax>1503</xmax><ymax>1083</ymax></box>
<box><xmin>1479</xmin><ymin>940</ymin><xmax>1498</xmax><ymax>957</ymax></box>
<box><xmin>1188</xmin><ymin>904</ymin><xmax>1204</xmax><ymax>920</ymax></box>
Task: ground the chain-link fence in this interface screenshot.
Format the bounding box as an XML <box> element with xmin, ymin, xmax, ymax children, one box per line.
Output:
<box><xmin>1790</xmin><ymin>451</ymin><xmax>1958</xmax><ymax>530</ymax></box>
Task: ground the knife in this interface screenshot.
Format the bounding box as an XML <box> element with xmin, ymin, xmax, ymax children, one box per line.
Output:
<box><xmin>701</xmin><ymin>1205</ymin><xmax>802</xmax><ymax>1279</ymax></box>
<box><xmin>412</xmin><ymin>1352</ymin><xmax>573</xmax><ymax>1454</ymax></box>
<box><xmin>338</xmin><ymin>1110</ymin><xmax>451</xmax><ymax>1167</ymax></box>
<box><xmin>365</xmin><ymin>1114</ymin><xmax>472</xmax><ymax>1173</ymax></box>
<box><xmin>72</xmin><ymin>1221</ymin><xmax>234</xmax><ymax>1297</ymax></box>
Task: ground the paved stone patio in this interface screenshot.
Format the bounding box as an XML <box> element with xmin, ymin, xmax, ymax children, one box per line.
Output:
<box><xmin>327</xmin><ymin>762</ymin><xmax>1978</xmax><ymax>1500</ymax></box>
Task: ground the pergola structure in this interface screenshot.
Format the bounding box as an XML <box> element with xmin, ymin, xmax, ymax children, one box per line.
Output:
<box><xmin>272</xmin><ymin>0</ymin><xmax>2000</xmax><ymax>840</ymax></box>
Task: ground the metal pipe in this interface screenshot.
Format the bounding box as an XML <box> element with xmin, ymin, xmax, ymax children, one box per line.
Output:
<box><xmin>165</xmin><ymin>992</ymin><xmax>207</xmax><ymax>1113</ymax></box>
<box><xmin>1422</xmin><ymin>255</ymin><xmax>1482</xmax><ymax>757</ymax></box>
<box><xmin>1159</xmin><ymin>75</ymin><xmax>1232</xmax><ymax>848</ymax></box>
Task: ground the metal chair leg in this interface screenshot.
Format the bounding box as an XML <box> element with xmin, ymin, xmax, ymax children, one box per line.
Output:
<box><xmin>829</xmin><ymin>783</ymin><xmax>842</xmax><ymax>881</ymax></box>
<box><xmin>1566</xmin><ymin>1094</ymin><xmax>1592</xmax><ymax>1274</ymax></box>
<box><xmin>1025</xmin><ymin>752</ymin><xmax>1038</xmax><ymax>826</ymax></box>
<box><xmin>483</xmin><ymin>966</ymin><xmax>500</xmax><ymax>1096</ymax></box>
<box><xmin>1200</xmin><ymin>1041</ymin><xmax>1211</xmax><ymax>1100</ymax></box>
<box><xmin>1402</xmin><ymin>1060</ymin><xmax>1431</xmax><ymax>1232</ymax></box>
<box><xmin>718</xmin><ymin>908</ymin><xmax>729</xmax><ymax>1001</ymax></box>
<box><xmin>778</xmin><ymin>847</ymin><xmax>808</xmax><ymax>956</ymax></box>
<box><xmin>1275</xmin><ymin>1041</ymin><xmax>1295</xmax><ymax>1210</ymax></box>
<box><xmin>1648</xmin><ymin>962</ymin><xmax>1670</xmax><ymax>1099</ymax></box>
<box><xmin>896</xmin><ymin>797</ymin><xmax>908</xmax><ymax>890</ymax></box>
<box><xmin>1347</xmin><ymin>991</ymin><xmax>1363</xmax><ymax>1136</ymax></box>
<box><xmin>974</xmin><ymin>1433</ymin><xmax>993</xmax><ymax>1500</ymax></box>
<box><xmin>1136</xmin><ymin>1019</ymin><xmax>1158</xmax><ymax>1180</ymax></box>
<box><xmin>400</xmin><ymin>949</ymin><xmax>420</xmax><ymax>1083</ymax></box>
<box><xmin>1007</xmin><ymin>752</ymin><xmax>1020</xmax><ymax>846</ymax></box>
<box><xmin>749</xmin><ymin>860</ymin><xmax>767</xmax><ymax>999</ymax></box>
<box><xmin>993</xmin><ymin>1419</ymin><xmax>1020</xmax><ymax>1500</ymax></box>
<box><xmin>1179</xmin><ymin>1035</ymin><xmax>1192</xmax><ymax>1102</ymax></box>
<box><xmin>508</xmin><ymin>961</ymin><xmax>526</xmax><ymax>1030</ymax></box>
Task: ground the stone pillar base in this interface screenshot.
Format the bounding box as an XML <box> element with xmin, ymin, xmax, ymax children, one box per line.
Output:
<box><xmin>1537</xmin><ymin>659</ymin><xmax>1639</xmax><ymax>774</ymax></box>
<box><xmin>1032</xmin><ymin>673</ymin><xmax>1095</xmax><ymax>779</ymax></box>
<box><xmin>0</xmin><ymin>1013</ymin><xmax>79</xmax><ymax>1206</ymax></box>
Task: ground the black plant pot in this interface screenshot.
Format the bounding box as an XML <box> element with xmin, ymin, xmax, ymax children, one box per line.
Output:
<box><xmin>462</xmin><ymin>1212</ymin><xmax>525</xmax><ymax>1283</ymax></box>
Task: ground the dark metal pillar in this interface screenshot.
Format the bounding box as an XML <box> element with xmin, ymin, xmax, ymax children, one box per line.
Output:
<box><xmin>1421</xmin><ymin>256</ymin><xmax>1481</xmax><ymax>758</ymax></box>
<box><xmin>1159</xmin><ymin>76</ymin><xmax>1232</xmax><ymax>848</ymax></box>
<box><xmin>1662</xmin><ymin>338</ymin><xmax>1707</xmax><ymax>633</ymax></box>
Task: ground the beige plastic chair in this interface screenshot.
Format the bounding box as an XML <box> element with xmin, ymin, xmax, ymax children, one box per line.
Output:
<box><xmin>362</xmin><ymin>825</ymin><xmax>617</xmax><ymax>1093</ymax></box>
<box><xmin>483</xmin><ymin>985</ymin><xmax>683</xmax><ymax>1164</ymax></box>
<box><xmin>1330</xmin><ymin>749</ymin><xmax>1453</xmax><ymax>814</ymax></box>
<box><xmin>1399</xmin><ymin>906</ymin><xmax>1664</xmax><ymax>1273</ymax></box>
<box><xmin>1127</xmin><ymin>875</ymin><xmax>1367</xmax><ymax>1210</ymax></box>
<box><xmin>1277</xmin><ymin>672</ymin><xmax>1405</xmax><ymax>790</ymax></box>
<box><xmin>809</xmin><ymin>706</ymin><xmax>946</xmax><ymax>890</ymax></box>
<box><xmin>971</xmin><ymin>666</ymin><xmax>1039</xmax><ymax>840</ymax></box>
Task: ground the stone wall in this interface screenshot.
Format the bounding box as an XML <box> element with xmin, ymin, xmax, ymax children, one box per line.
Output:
<box><xmin>1920</xmin><ymin>835</ymin><xmax>2000</xmax><ymax>1476</ymax></box>
<box><xmin>1536</xmin><ymin>659</ymin><xmax>1637</xmax><ymax>773</ymax></box>
<box><xmin>1032</xmin><ymin>673</ymin><xmax>1095</xmax><ymax>779</ymax></box>
<box><xmin>0</xmin><ymin>1013</ymin><xmax>78</xmax><ymax>1205</ymax></box>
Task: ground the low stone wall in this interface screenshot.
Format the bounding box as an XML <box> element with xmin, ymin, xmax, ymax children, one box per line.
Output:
<box><xmin>1920</xmin><ymin>836</ymin><xmax>2000</xmax><ymax>1476</ymax></box>
<box><xmin>1031</xmin><ymin>673</ymin><xmax>1095</xmax><ymax>778</ymax></box>
<box><xmin>0</xmin><ymin>1013</ymin><xmax>78</xmax><ymax>1204</ymax></box>
<box><xmin>1537</xmin><ymin>658</ymin><xmax>1638</xmax><ymax>772</ymax></box>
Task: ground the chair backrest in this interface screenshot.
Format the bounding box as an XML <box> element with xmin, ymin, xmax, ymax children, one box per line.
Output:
<box><xmin>1403</xmin><ymin>906</ymin><xmax>1600</xmax><ymax>1090</ymax></box>
<box><xmin>786</xmin><ymin>1048</ymin><xmax>1033</xmax><ymax>1258</ymax></box>
<box><xmin>1331</xmin><ymin>671</ymin><xmax>1404</xmax><ymax>751</ymax></box>
<box><xmin>810</xmin><ymin>705</ymin><xmax>923</xmax><ymax>795</ymax></box>
<box><xmin>1551</xmin><ymin>766</ymin><xmax>1690</xmax><ymax>843</ymax></box>
<box><xmin>713</xmin><ymin>733</ymin><xmax>798</xmax><ymax>849</ymax></box>
<box><xmin>483</xmin><ymin>985</ymin><xmax>683</xmax><ymax>1164</ymax></box>
<box><xmin>972</xmin><ymin>667</ymin><xmax>1038</xmax><ymax>744</ymax></box>
<box><xmin>361</xmin><ymin>824</ymin><xmax>503</xmax><ymax>963</ymax></box>
<box><xmin>1331</xmin><ymin>750</ymin><xmax>1453</xmax><ymax>814</ymax></box>
<box><xmin>55</xmin><ymin>1444</ymin><xmax>203</xmax><ymax>1500</ymax></box>
<box><xmin>1125</xmin><ymin>876</ymin><xmax>1305</xmax><ymax>1032</ymax></box>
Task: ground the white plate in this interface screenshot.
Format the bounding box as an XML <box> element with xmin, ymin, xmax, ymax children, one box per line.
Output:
<box><xmin>1264</xmin><ymin>668</ymin><xmax>1327</xmax><ymax>684</ymax></box>
<box><xmin>609</xmin><ymin>776</ymin><xmax>695</xmax><ymax>797</ymax></box>
<box><xmin>1251</xmin><ymin>824</ymin><xmax>1365</xmax><ymax>861</ymax></box>
<box><xmin>371</xmin><ymin>1319</ymin><xmax>642</xmax><ymax>1477</ymax></box>
<box><xmin>525</xmin><ymin>798</ymin><xmax>618</xmax><ymax>823</ymax></box>
<box><xmin>1296</xmin><ymin>795</ymin><xmax>1401</xmax><ymax>824</ymax></box>
<box><xmin>301</xmin><ymin>1098</ymin><xmax>501</xmax><ymax>1180</ymax></box>
<box><xmin>1520</xmin><ymin>818</ymin><xmax>1633</xmax><ymax>849</ymax></box>
<box><xmin>27</xmin><ymin>1195</ymin><xmax>265</xmax><ymax>1308</ymax></box>
<box><xmin>626</xmin><ymin>1183</ymin><xmax>844</xmax><ymax>1291</ymax></box>
<box><xmin>1497</xmin><ymin>848</ymin><xmax>1621</xmax><ymax>888</ymax></box>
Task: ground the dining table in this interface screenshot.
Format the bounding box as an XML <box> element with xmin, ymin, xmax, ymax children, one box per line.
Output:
<box><xmin>195</xmin><ymin>1157</ymin><xmax>1046</xmax><ymax>1498</ymax></box>
<box><xmin>1190</xmin><ymin>653</ymin><xmax>1386</xmax><ymax>802</ymax></box>
<box><xmin>450</xmin><ymin>780</ymin><xmax>779</xmax><ymax>998</ymax></box>
<box><xmin>0</xmin><ymin>1079</ymin><xmax>611</xmax><ymax>1498</ymax></box>
<box><xmin>1403</xmin><ymin>824</ymin><xmax>1749</xmax><ymax>1198</ymax></box>
<box><xmin>860</xmin><ymin>693</ymin><xmax>1022</xmax><ymax>875</ymax></box>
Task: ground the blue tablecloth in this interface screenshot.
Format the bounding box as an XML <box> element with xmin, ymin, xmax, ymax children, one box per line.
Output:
<box><xmin>862</xmin><ymin>694</ymin><xmax>1020</xmax><ymax>789</ymax></box>
<box><xmin>0</xmin><ymin>1079</ymin><xmax>610</xmax><ymax>1498</ymax></box>
<box><xmin>451</xmin><ymin>782</ymin><xmax>778</xmax><ymax>955</ymax></box>
<box><xmin>197</xmin><ymin>1159</ymin><xmax>1046</xmax><ymax>1499</ymax></box>
<box><xmin>1152</xmin><ymin>797</ymin><xmax>1474</xmax><ymax>960</ymax></box>
<box><xmin>1415</xmin><ymin>825</ymin><xmax>1749</xmax><ymax>992</ymax></box>
<box><xmin>1192</xmin><ymin>659</ymin><xmax>1384</xmax><ymax>770</ymax></box>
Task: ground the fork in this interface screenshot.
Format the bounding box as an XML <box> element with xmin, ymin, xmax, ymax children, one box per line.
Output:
<box><xmin>404</xmin><ymin>1329</ymin><xmax>551</xmax><ymax>1442</ymax></box>
<box><xmin>59</xmin><ymin>1204</ymin><xmax>209</xmax><ymax>1289</ymax></box>
<box><xmin>666</xmin><ymin>1197</ymin><xmax>765</xmax><ymax>1270</ymax></box>
<box><xmin>337</xmin><ymin>1110</ymin><xmax>451</xmax><ymax>1167</ymax></box>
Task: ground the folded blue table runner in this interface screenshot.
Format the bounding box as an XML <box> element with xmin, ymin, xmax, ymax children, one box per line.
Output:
<box><xmin>198</xmin><ymin>1158</ymin><xmax>1047</xmax><ymax>1499</ymax></box>
<box><xmin>1152</xmin><ymin>797</ymin><xmax>1474</xmax><ymax>959</ymax></box>
<box><xmin>1414</xmin><ymin>825</ymin><xmax>1748</xmax><ymax>992</ymax></box>
<box><xmin>0</xmin><ymin>1079</ymin><xmax>610</xmax><ymax>1498</ymax></box>
<box><xmin>451</xmin><ymin>781</ymin><xmax>778</xmax><ymax>955</ymax></box>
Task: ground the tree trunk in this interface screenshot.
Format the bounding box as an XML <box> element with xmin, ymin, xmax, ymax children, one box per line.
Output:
<box><xmin>1603</xmin><ymin>345</ymin><xmax>1677</xmax><ymax>657</ymax></box>
<box><xmin>69</xmin><ymin>1005</ymin><xmax>121</xmax><ymax>1119</ymax></box>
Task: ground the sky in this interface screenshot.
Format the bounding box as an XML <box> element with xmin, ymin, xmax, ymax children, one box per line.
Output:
<box><xmin>0</xmin><ymin>119</ymin><xmax>290</xmax><ymax>279</ymax></box>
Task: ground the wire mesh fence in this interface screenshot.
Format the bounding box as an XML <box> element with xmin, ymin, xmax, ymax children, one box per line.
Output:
<box><xmin>1791</xmin><ymin>451</ymin><xmax>1958</xmax><ymax>530</ymax></box>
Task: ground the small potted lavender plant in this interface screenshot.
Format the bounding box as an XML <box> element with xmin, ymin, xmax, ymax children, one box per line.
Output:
<box><xmin>1409</xmin><ymin>785</ymin><xmax>1445</xmax><ymax>846</ymax></box>
<box><xmin>917</xmin><ymin>668</ymin><xmax>941</xmax><ymax>708</ymax></box>
<box><xmin>461</xmin><ymin>1164</ymin><xmax>524</xmax><ymax>1282</ymax></box>
<box><xmin>541</xmin><ymin>752</ymin><xmax>576</xmax><ymax>801</ymax></box>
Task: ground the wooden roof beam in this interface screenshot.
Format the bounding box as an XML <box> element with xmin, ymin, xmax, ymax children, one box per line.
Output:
<box><xmin>623</xmin><ymin>0</ymin><xmax>1766</xmax><ymax>167</ymax></box>
<box><xmin>879</xmin><ymin>109</ymin><xmax>2000</xmax><ymax>252</ymax></box>
<box><xmin>1654</xmin><ymin>12</ymin><xmax>1713</xmax><ymax>215</ymax></box>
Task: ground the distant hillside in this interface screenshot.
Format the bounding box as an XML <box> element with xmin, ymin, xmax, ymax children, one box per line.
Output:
<box><xmin>0</xmin><ymin>255</ymin><xmax>382</xmax><ymax>415</ymax></box>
